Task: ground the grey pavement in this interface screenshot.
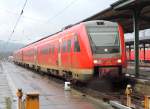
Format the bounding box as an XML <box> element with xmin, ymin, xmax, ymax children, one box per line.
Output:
<box><xmin>2</xmin><ymin>61</ymin><xmax>114</xmax><ymax>109</ymax></box>
<box><xmin>0</xmin><ymin>61</ymin><xmax>15</xmax><ymax>109</ymax></box>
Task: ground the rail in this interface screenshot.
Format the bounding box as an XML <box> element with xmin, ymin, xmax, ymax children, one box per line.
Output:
<box><xmin>109</xmin><ymin>101</ymin><xmax>132</xmax><ymax>109</ymax></box>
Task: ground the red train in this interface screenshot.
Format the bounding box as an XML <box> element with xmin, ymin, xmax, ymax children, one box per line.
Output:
<box><xmin>13</xmin><ymin>20</ymin><xmax>127</xmax><ymax>82</ymax></box>
<box><xmin>127</xmin><ymin>48</ymin><xmax>150</xmax><ymax>62</ymax></box>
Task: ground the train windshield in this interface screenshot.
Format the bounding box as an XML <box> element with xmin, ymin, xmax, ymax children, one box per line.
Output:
<box><xmin>87</xmin><ymin>26</ymin><xmax>120</xmax><ymax>54</ymax></box>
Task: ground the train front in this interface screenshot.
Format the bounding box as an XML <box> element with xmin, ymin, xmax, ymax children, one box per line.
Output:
<box><xmin>85</xmin><ymin>20</ymin><xmax>126</xmax><ymax>77</ymax></box>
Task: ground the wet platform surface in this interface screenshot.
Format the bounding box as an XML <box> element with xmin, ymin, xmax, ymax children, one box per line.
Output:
<box><xmin>2</xmin><ymin>61</ymin><xmax>113</xmax><ymax>109</ymax></box>
<box><xmin>0</xmin><ymin>62</ymin><xmax>14</xmax><ymax>109</ymax></box>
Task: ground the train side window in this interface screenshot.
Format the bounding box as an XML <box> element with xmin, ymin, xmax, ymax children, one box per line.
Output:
<box><xmin>49</xmin><ymin>45</ymin><xmax>51</xmax><ymax>54</ymax></box>
<box><xmin>52</xmin><ymin>45</ymin><xmax>55</xmax><ymax>54</ymax></box>
<box><xmin>74</xmin><ymin>34</ymin><xmax>80</xmax><ymax>52</ymax></box>
<box><xmin>67</xmin><ymin>40</ymin><xmax>71</xmax><ymax>52</ymax></box>
<box><xmin>62</xmin><ymin>41</ymin><xmax>67</xmax><ymax>52</ymax></box>
<box><xmin>41</xmin><ymin>46</ymin><xmax>49</xmax><ymax>55</ymax></box>
<box><xmin>28</xmin><ymin>50</ymin><xmax>34</xmax><ymax>56</ymax></box>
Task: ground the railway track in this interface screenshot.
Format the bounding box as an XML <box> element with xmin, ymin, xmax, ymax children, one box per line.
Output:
<box><xmin>74</xmin><ymin>85</ymin><xmax>144</xmax><ymax>109</ymax></box>
<box><xmin>29</xmin><ymin>68</ymin><xmax>145</xmax><ymax>109</ymax></box>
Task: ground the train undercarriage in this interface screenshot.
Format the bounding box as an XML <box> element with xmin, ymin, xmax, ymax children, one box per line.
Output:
<box><xmin>15</xmin><ymin>62</ymin><xmax>128</xmax><ymax>89</ymax></box>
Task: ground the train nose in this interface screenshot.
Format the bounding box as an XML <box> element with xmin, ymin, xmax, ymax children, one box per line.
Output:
<box><xmin>93</xmin><ymin>58</ymin><xmax>122</xmax><ymax>66</ymax></box>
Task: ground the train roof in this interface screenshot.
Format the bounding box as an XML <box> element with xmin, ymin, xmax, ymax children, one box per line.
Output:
<box><xmin>21</xmin><ymin>20</ymin><xmax>118</xmax><ymax>49</ymax></box>
<box><xmin>84</xmin><ymin>20</ymin><xmax>118</xmax><ymax>27</ymax></box>
<box><xmin>22</xmin><ymin>23</ymin><xmax>81</xmax><ymax>48</ymax></box>
<box><xmin>81</xmin><ymin>0</ymin><xmax>150</xmax><ymax>33</ymax></box>
<box><xmin>20</xmin><ymin>21</ymin><xmax>82</xmax><ymax>48</ymax></box>
<box><xmin>23</xmin><ymin>31</ymin><xmax>61</xmax><ymax>48</ymax></box>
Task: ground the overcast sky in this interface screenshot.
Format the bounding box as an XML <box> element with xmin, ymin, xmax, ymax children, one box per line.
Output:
<box><xmin>0</xmin><ymin>0</ymin><xmax>119</xmax><ymax>44</ymax></box>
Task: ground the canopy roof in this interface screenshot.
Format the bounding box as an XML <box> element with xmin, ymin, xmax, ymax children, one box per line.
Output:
<box><xmin>83</xmin><ymin>0</ymin><xmax>150</xmax><ymax>33</ymax></box>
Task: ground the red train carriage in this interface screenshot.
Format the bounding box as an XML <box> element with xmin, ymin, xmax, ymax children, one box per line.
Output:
<box><xmin>127</xmin><ymin>48</ymin><xmax>150</xmax><ymax>62</ymax></box>
<box><xmin>22</xmin><ymin>46</ymin><xmax>35</xmax><ymax>68</ymax></box>
<box><xmin>13</xmin><ymin>20</ymin><xmax>127</xmax><ymax>81</ymax></box>
<box><xmin>13</xmin><ymin>49</ymin><xmax>23</xmax><ymax>64</ymax></box>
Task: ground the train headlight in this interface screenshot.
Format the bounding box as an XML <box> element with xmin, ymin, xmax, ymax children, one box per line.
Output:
<box><xmin>93</xmin><ymin>60</ymin><xmax>98</xmax><ymax>64</ymax></box>
<box><xmin>93</xmin><ymin>60</ymin><xmax>101</xmax><ymax>64</ymax></box>
<box><xmin>117</xmin><ymin>59</ymin><xmax>122</xmax><ymax>63</ymax></box>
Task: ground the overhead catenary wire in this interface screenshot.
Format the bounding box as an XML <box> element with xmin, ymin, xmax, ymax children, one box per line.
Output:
<box><xmin>0</xmin><ymin>7</ymin><xmax>46</xmax><ymax>24</ymax></box>
<box><xmin>31</xmin><ymin>0</ymin><xmax>79</xmax><ymax>44</ymax></box>
<box><xmin>6</xmin><ymin>0</ymin><xmax>78</xmax><ymax>45</ymax></box>
<box><xmin>5</xmin><ymin>0</ymin><xmax>28</xmax><ymax>45</ymax></box>
<box><xmin>46</xmin><ymin>0</ymin><xmax>78</xmax><ymax>23</ymax></box>
<box><xmin>22</xmin><ymin>0</ymin><xmax>79</xmax><ymax>45</ymax></box>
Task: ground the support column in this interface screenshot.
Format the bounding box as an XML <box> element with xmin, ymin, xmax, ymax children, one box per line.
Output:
<box><xmin>129</xmin><ymin>45</ymin><xmax>131</xmax><ymax>60</ymax></box>
<box><xmin>133</xmin><ymin>10</ymin><xmax>140</xmax><ymax>77</ymax></box>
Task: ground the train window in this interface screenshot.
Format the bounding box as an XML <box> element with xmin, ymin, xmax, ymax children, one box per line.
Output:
<box><xmin>67</xmin><ymin>40</ymin><xmax>71</xmax><ymax>52</ymax></box>
<box><xmin>74</xmin><ymin>34</ymin><xmax>80</xmax><ymax>52</ymax></box>
<box><xmin>49</xmin><ymin>45</ymin><xmax>51</xmax><ymax>54</ymax></box>
<box><xmin>62</xmin><ymin>41</ymin><xmax>67</xmax><ymax>52</ymax></box>
<box><xmin>52</xmin><ymin>45</ymin><xmax>55</xmax><ymax>54</ymax></box>
<box><xmin>27</xmin><ymin>50</ymin><xmax>34</xmax><ymax>56</ymax></box>
<box><xmin>41</xmin><ymin>46</ymin><xmax>49</xmax><ymax>55</ymax></box>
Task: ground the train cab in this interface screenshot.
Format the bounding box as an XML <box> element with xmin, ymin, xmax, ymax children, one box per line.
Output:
<box><xmin>84</xmin><ymin>21</ymin><xmax>126</xmax><ymax>76</ymax></box>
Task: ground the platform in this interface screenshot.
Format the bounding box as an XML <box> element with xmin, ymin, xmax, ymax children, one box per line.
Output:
<box><xmin>0</xmin><ymin>62</ymin><xmax>15</xmax><ymax>109</ymax></box>
<box><xmin>1</xmin><ymin>61</ymin><xmax>114</xmax><ymax>109</ymax></box>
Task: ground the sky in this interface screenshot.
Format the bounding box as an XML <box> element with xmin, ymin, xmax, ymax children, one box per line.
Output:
<box><xmin>0</xmin><ymin>0</ymin><xmax>149</xmax><ymax>44</ymax></box>
<box><xmin>0</xmin><ymin>0</ymin><xmax>118</xmax><ymax>44</ymax></box>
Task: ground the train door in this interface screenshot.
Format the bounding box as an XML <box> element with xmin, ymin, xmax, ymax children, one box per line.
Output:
<box><xmin>72</xmin><ymin>33</ymin><xmax>81</xmax><ymax>68</ymax></box>
<box><xmin>54</xmin><ymin>41</ymin><xmax>59</xmax><ymax>67</ymax></box>
<box><xmin>21</xmin><ymin>50</ymin><xmax>23</xmax><ymax>63</ymax></box>
<box><xmin>66</xmin><ymin>38</ymin><xmax>72</xmax><ymax>68</ymax></box>
<box><xmin>58</xmin><ymin>39</ymin><xmax>62</xmax><ymax>67</ymax></box>
<box><xmin>61</xmin><ymin>35</ymin><xmax>72</xmax><ymax>68</ymax></box>
<box><xmin>34</xmin><ymin>47</ymin><xmax>38</xmax><ymax>66</ymax></box>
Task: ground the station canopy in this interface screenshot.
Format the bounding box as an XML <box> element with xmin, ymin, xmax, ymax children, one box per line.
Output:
<box><xmin>126</xmin><ymin>36</ymin><xmax>150</xmax><ymax>45</ymax></box>
<box><xmin>82</xmin><ymin>0</ymin><xmax>150</xmax><ymax>33</ymax></box>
